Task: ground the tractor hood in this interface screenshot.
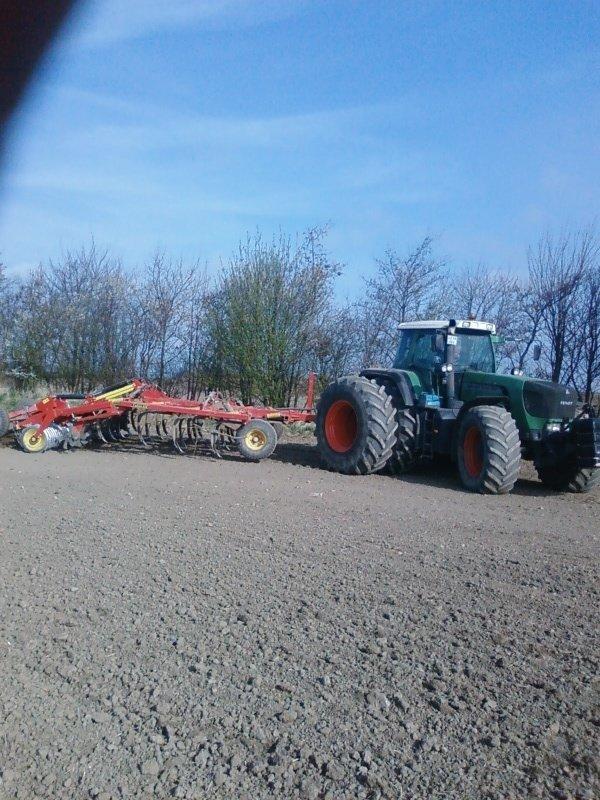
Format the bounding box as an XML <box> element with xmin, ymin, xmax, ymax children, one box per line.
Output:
<box><xmin>522</xmin><ymin>379</ymin><xmax>579</xmax><ymax>420</ymax></box>
<box><xmin>459</xmin><ymin>371</ymin><xmax>580</xmax><ymax>430</ymax></box>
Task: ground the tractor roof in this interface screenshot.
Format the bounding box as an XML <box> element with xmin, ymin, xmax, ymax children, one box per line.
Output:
<box><xmin>398</xmin><ymin>319</ymin><xmax>497</xmax><ymax>334</ymax></box>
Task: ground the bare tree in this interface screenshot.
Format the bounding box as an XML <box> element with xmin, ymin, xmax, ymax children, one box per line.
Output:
<box><xmin>564</xmin><ymin>261</ymin><xmax>600</xmax><ymax>402</ymax></box>
<box><xmin>448</xmin><ymin>263</ymin><xmax>533</xmax><ymax>372</ymax></box>
<box><xmin>312</xmin><ymin>305</ymin><xmax>360</xmax><ymax>388</ymax></box>
<box><xmin>0</xmin><ymin>260</ymin><xmax>14</xmax><ymax>370</ymax></box>
<box><xmin>9</xmin><ymin>244</ymin><xmax>138</xmax><ymax>390</ymax></box>
<box><xmin>181</xmin><ymin>269</ymin><xmax>211</xmax><ymax>398</ymax></box>
<box><xmin>528</xmin><ymin>229</ymin><xmax>596</xmax><ymax>383</ymax></box>
<box><xmin>358</xmin><ymin>236</ymin><xmax>445</xmax><ymax>366</ymax></box>
<box><xmin>450</xmin><ymin>264</ymin><xmax>519</xmax><ymax>332</ymax></box>
<box><xmin>135</xmin><ymin>254</ymin><xmax>201</xmax><ymax>389</ymax></box>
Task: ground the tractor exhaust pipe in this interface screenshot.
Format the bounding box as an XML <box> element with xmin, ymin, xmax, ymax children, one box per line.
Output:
<box><xmin>444</xmin><ymin>320</ymin><xmax>457</xmax><ymax>407</ymax></box>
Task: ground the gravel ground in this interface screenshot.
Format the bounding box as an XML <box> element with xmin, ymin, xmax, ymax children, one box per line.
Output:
<box><xmin>0</xmin><ymin>438</ymin><xmax>598</xmax><ymax>800</ymax></box>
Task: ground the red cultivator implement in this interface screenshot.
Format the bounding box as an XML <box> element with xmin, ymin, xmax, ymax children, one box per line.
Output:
<box><xmin>0</xmin><ymin>375</ymin><xmax>316</xmax><ymax>461</ymax></box>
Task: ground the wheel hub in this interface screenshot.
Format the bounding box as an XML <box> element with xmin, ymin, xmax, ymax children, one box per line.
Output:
<box><xmin>324</xmin><ymin>400</ymin><xmax>358</xmax><ymax>453</ymax></box>
<box><xmin>463</xmin><ymin>425</ymin><xmax>484</xmax><ymax>477</ymax></box>
<box><xmin>244</xmin><ymin>428</ymin><xmax>268</xmax><ymax>451</ymax></box>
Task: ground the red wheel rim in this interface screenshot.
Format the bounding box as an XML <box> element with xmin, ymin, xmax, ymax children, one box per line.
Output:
<box><xmin>463</xmin><ymin>425</ymin><xmax>484</xmax><ymax>477</ymax></box>
<box><xmin>324</xmin><ymin>400</ymin><xmax>358</xmax><ymax>453</ymax></box>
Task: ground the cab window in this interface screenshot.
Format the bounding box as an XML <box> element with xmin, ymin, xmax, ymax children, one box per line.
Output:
<box><xmin>393</xmin><ymin>329</ymin><xmax>441</xmax><ymax>372</ymax></box>
<box><xmin>454</xmin><ymin>333</ymin><xmax>495</xmax><ymax>372</ymax></box>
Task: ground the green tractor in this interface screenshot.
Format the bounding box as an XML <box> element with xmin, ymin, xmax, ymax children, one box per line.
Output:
<box><xmin>316</xmin><ymin>318</ymin><xmax>600</xmax><ymax>494</ymax></box>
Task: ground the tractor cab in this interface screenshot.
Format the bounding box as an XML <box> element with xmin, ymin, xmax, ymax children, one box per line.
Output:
<box><xmin>393</xmin><ymin>319</ymin><xmax>497</xmax><ymax>399</ymax></box>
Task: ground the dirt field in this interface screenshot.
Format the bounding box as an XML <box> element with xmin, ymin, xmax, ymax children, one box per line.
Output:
<box><xmin>0</xmin><ymin>438</ymin><xmax>598</xmax><ymax>800</ymax></box>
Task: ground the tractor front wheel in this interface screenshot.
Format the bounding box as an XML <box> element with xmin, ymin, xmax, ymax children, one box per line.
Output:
<box><xmin>316</xmin><ymin>376</ymin><xmax>397</xmax><ymax>474</ymax></box>
<box><xmin>456</xmin><ymin>405</ymin><xmax>521</xmax><ymax>494</ymax></box>
<box><xmin>0</xmin><ymin>409</ymin><xmax>9</xmax><ymax>438</ymax></box>
<box><xmin>535</xmin><ymin>463</ymin><xmax>600</xmax><ymax>493</ymax></box>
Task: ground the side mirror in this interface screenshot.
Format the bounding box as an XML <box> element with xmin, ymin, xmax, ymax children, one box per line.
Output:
<box><xmin>491</xmin><ymin>334</ymin><xmax>505</xmax><ymax>346</ymax></box>
<box><xmin>533</xmin><ymin>343</ymin><xmax>542</xmax><ymax>362</ymax></box>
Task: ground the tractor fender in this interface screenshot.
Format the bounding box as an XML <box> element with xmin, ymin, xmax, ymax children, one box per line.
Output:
<box><xmin>360</xmin><ymin>368</ymin><xmax>416</xmax><ymax>407</ymax></box>
<box><xmin>457</xmin><ymin>396</ymin><xmax>511</xmax><ymax>417</ymax></box>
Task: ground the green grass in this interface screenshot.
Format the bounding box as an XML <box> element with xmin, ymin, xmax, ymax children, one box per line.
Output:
<box><xmin>283</xmin><ymin>421</ymin><xmax>316</xmax><ymax>438</ymax></box>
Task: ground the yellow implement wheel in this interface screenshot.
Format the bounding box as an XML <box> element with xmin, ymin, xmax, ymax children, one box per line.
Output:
<box><xmin>244</xmin><ymin>427</ymin><xmax>268</xmax><ymax>452</ymax></box>
<box><xmin>19</xmin><ymin>426</ymin><xmax>47</xmax><ymax>453</ymax></box>
<box><xmin>236</xmin><ymin>419</ymin><xmax>278</xmax><ymax>461</ymax></box>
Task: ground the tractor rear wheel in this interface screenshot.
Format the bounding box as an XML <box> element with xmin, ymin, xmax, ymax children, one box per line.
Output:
<box><xmin>386</xmin><ymin>407</ymin><xmax>420</xmax><ymax>474</ymax></box>
<box><xmin>456</xmin><ymin>405</ymin><xmax>521</xmax><ymax>494</ymax></box>
<box><xmin>0</xmin><ymin>409</ymin><xmax>9</xmax><ymax>438</ymax></box>
<box><xmin>236</xmin><ymin>419</ymin><xmax>278</xmax><ymax>461</ymax></box>
<box><xmin>316</xmin><ymin>376</ymin><xmax>397</xmax><ymax>474</ymax></box>
<box><xmin>535</xmin><ymin>463</ymin><xmax>600</xmax><ymax>493</ymax></box>
<box><xmin>370</xmin><ymin>378</ymin><xmax>419</xmax><ymax>475</ymax></box>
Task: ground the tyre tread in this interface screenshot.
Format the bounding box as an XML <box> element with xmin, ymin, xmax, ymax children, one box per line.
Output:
<box><xmin>0</xmin><ymin>408</ymin><xmax>9</xmax><ymax>438</ymax></box>
<box><xmin>457</xmin><ymin>405</ymin><xmax>521</xmax><ymax>494</ymax></box>
<box><xmin>536</xmin><ymin>463</ymin><xmax>600</xmax><ymax>493</ymax></box>
<box><xmin>316</xmin><ymin>376</ymin><xmax>397</xmax><ymax>474</ymax></box>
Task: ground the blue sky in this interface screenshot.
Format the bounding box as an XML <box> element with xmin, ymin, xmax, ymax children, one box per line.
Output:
<box><xmin>1</xmin><ymin>0</ymin><xmax>598</xmax><ymax>296</ymax></box>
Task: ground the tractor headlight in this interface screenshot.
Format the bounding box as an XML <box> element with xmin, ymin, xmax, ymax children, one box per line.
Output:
<box><xmin>544</xmin><ymin>422</ymin><xmax>561</xmax><ymax>434</ymax></box>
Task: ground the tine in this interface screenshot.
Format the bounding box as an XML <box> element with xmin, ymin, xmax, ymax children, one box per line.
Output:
<box><xmin>138</xmin><ymin>412</ymin><xmax>152</xmax><ymax>448</ymax></box>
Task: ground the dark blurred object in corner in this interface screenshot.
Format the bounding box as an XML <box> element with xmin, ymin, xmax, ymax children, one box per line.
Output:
<box><xmin>0</xmin><ymin>0</ymin><xmax>77</xmax><ymax>139</ymax></box>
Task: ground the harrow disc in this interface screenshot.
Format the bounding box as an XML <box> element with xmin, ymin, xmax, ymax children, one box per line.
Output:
<box><xmin>172</xmin><ymin>415</ymin><xmax>203</xmax><ymax>453</ymax></box>
<box><xmin>134</xmin><ymin>412</ymin><xmax>176</xmax><ymax>447</ymax></box>
<box><xmin>110</xmin><ymin>414</ymin><xmax>130</xmax><ymax>441</ymax></box>
<box><xmin>18</xmin><ymin>424</ymin><xmax>66</xmax><ymax>453</ymax></box>
<box><xmin>92</xmin><ymin>421</ymin><xmax>109</xmax><ymax>444</ymax></box>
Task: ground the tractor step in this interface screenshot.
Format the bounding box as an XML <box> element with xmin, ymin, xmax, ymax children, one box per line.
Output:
<box><xmin>420</xmin><ymin>410</ymin><xmax>436</xmax><ymax>460</ymax></box>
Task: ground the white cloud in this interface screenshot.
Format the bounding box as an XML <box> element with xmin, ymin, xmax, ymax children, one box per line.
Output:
<box><xmin>4</xmin><ymin>84</ymin><xmax>446</xmax><ymax>218</ymax></box>
<box><xmin>45</xmin><ymin>86</ymin><xmax>405</xmax><ymax>152</ymax></box>
<box><xmin>68</xmin><ymin>0</ymin><xmax>310</xmax><ymax>48</ymax></box>
<box><xmin>87</xmin><ymin>105</ymin><xmax>366</xmax><ymax>151</ymax></box>
<box><xmin>7</xmin><ymin>162</ymin><xmax>313</xmax><ymax>216</ymax></box>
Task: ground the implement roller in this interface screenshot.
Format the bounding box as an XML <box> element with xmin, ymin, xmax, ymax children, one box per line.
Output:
<box><xmin>0</xmin><ymin>376</ymin><xmax>316</xmax><ymax>461</ymax></box>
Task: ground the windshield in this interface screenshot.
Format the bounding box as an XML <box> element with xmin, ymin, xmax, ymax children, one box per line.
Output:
<box><xmin>393</xmin><ymin>329</ymin><xmax>495</xmax><ymax>373</ymax></box>
<box><xmin>454</xmin><ymin>332</ymin><xmax>495</xmax><ymax>372</ymax></box>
